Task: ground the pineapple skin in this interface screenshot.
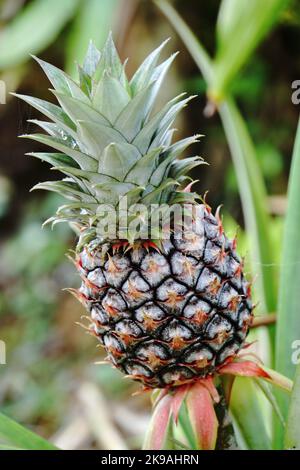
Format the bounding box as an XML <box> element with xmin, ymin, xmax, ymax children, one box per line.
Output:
<box><xmin>77</xmin><ymin>204</ymin><xmax>253</xmax><ymax>389</ymax></box>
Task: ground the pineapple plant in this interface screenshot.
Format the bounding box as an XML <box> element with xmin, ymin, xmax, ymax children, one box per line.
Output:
<box><xmin>15</xmin><ymin>34</ymin><xmax>254</xmax><ymax>391</ymax></box>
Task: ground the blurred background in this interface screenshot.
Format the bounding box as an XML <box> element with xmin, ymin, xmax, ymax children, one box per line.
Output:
<box><xmin>0</xmin><ymin>0</ymin><xmax>299</xmax><ymax>449</ymax></box>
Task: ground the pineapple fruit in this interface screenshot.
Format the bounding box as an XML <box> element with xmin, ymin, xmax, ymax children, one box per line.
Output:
<box><xmin>16</xmin><ymin>35</ymin><xmax>253</xmax><ymax>389</ymax></box>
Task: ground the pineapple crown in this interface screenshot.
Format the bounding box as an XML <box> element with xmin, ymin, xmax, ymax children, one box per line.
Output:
<box><xmin>15</xmin><ymin>33</ymin><xmax>204</xmax><ymax>244</ymax></box>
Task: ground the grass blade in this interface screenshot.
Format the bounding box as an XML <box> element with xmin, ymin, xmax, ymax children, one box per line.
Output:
<box><xmin>154</xmin><ymin>0</ymin><xmax>213</xmax><ymax>83</ymax></box>
<box><xmin>0</xmin><ymin>412</ymin><xmax>58</xmax><ymax>450</ymax></box>
<box><xmin>230</xmin><ymin>378</ymin><xmax>272</xmax><ymax>449</ymax></box>
<box><xmin>212</xmin><ymin>0</ymin><xmax>290</xmax><ymax>100</ymax></box>
<box><xmin>285</xmin><ymin>364</ymin><xmax>300</xmax><ymax>449</ymax></box>
<box><xmin>219</xmin><ymin>99</ymin><xmax>277</xmax><ymax>313</ymax></box>
<box><xmin>275</xmin><ymin>117</ymin><xmax>300</xmax><ymax>445</ymax></box>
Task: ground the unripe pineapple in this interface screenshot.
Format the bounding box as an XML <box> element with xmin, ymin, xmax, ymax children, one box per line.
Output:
<box><xmin>16</xmin><ymin>35</ymin><xmax>253</xmax><ymax>389</ymax></box>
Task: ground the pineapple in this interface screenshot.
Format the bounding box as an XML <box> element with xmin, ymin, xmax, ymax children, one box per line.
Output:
<box><xmin>16</xmin><ymin>35</ymin><xmax>253</xmax><ymax>389</ymax></box>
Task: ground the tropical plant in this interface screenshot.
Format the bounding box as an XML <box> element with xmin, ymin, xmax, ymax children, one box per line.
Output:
<box><xmin>0</xmin><ymin>0</ymin><xmax>299</xmax><ymax>451</ymax></box>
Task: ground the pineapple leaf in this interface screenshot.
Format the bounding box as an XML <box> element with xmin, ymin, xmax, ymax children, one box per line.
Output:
<box><xmin>54</xmin><ymin>165</ymin><xmax>117</xmax><ymax>184</ymax></box>
<box><xmin>92</xmin><ymin>72</ymin><xmax>131</xmax><ymax>122</ymax></box>
<box><xmin>149</xmin><ymin>52</ymin><xmax>179</xmax><ymax>101</ymax></box>
<box><xmin>77</xmin><ymin>65</ymin><xmax>92</xmax><ymax>96</ymax></box>
<box><xmin>125</xmin><ymin>147</ymin><xmax>162</xmax><ymax>185</ymax></box>
<box><xmin>141</xmin><ymin>179</ymin><xmax>178</xmax><ymax>205</ymax></box>
<box><xmin>51</xmin><ymin>168</ymin><xmax>93</xmax><ymax>195</ymax></box>
<box><xmin>28</xmin><ymin>119</ymin><xmax>61</xmax><ymax>137</ymax></box>
<box><xmin>162</xmin><ymin>128</ymin><xmax>176</xmax><ymax>146</ymax></box>
<box><xmin>12</xmin><ymin>93</ymin><xmax>76</xmax><ymax>132</ymax></box>
<box><xmin>92</xmin><ymin>181</ymin><xmax>136</xmax><ymax>205</ymax></box>
<box><xmin>132</xmin><ymin>93</ymin><xmax>186</xmax><ymax>153</ymax></box>
<box><xmin>52</xmin><ymin>90</ymin><xmax>111</xmax><ymax>127</ymax></box>
<box><xmin>130</xmin><ymin>38</ymin><xmax>170</xmax><ymax>95</ymax></box>
<box><xmin>150</xmin><ymin>153</ymin><xmax>175</xmax><ymax>186</ymax></box>
<box><xmin>165</xmin><ymin>134</ymin><xmax>203</xmax><ymax>158</ymax></box>
<box><xmin>77</xmin><ymin>120</ymin><xmax>126</xmax><ymax>158</ymax></box>
<box><xmin>95</xmin><ymin>32</ymin><xmax>123</xmax><ymax>81</ymax></box>
<box><xmin>100</xmin><ymin>142</ymin><xmax>141</xmax><ymax>181</ymax></box>
<box><xmin>32</xmin><ymin>55</ymin><xmax>90</xmax><ymax>103</ymax></box>
<box><xmin>26</xmin><ymin>152</ymin><xmax>79</xmax><ymax>168</ymax></box>
<box><xmin>83</xmin><ymin>40</ymin><xmax>101</xmax><ymax>77</ymax></box>
<box><xmin>150</xmin><ymin>136</ymin><xmax>202</xmax><ymax>186</ymax></box>
<box><xmin>169</xmin><ymin>191</ymin><xmax>200</xmax><ymax>204</ymax></box>
<box><xmin>170</xmin><ymin>156</ymin><xmax>206</xmax><ymax>178</ymax></box>
<box><xmin>114</xmin><ymin>82</ymin><xmax>157</xmax><ymax>141</ymax></box>
<box><xmin>28</xmin><ymin>119</ymin><xmax>79</xmax><ymax>150</ymax></box>
<box><xmin>119</xmin><ymin>186</ymin><xmax>145</xmax><ymax>206</ymax></box>
<box><xmin>143</xmin><ymin>395</ymin><xmax>174</xmax><ymax>450</ymax></box>
<box><xmin>149</xmin><ymin>95</ymin><xmax>197</xmax><ymax>149</ymax></box>
<box><xmin>56</xmin><ymin>202</ymin><xmax>99</xmax><ymax>215</ymax></box>
<box><xmin>21</xmin><ymin>133</ymin><xmax>98</xmax><ymax>170</ymax></box>
<box><xmin>31</xmin><ymin>180</ymin><xmax>96</xmax><ymax>202</ymax></box>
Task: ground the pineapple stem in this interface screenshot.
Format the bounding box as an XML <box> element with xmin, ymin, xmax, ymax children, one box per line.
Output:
<box><xmin>215</xmin><ymin>385</ymin><xmax>238</xmax><ymax>450</ymax></box>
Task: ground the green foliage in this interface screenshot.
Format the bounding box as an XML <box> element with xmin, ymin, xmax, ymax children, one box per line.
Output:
<box><xmin>0</xmin><ymin>0</ymin><xmax>80</xmax><ymax>69</ymax></box>
<box><xmin>231</xmin><ymin>378</ymin><xmax>272</xmax><ymax>449</ymax></box>
<box><xmin>213</xmin><ymin>0</ymin><xmax>290</xmax><ymax>100</ymax></box>
<box><xmin>0</xmin><ymin>412</ymin><xmax>57</xmax><ymax>450</ymax></box>
<box><xmin>0</xmin><ymin>0</ymin><xmax>299</xmax><ymax>451</ymax></box>
<box><xmin>275</xmin><ymin>118</ymin><xmax>300</xmax><ymax>445</ymax></box>
<box><xmin>285</xmin><ymin>364</ymin><xmax>300</xmax><ymax>449</ymax></box>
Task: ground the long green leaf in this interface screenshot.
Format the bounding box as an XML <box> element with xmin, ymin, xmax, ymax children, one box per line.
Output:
<box><xmin>285</xmin><ymin>364</ymin><xmax>300</xmax><ymax>449</ymax></box>
<box><xmin>0</xmin><ymin>412</ymin><xmax>57</xmax><ymax>450</ymax></box>
<box><xmin>212</xmin><ymin>0</ymin><xmax>290</xmax><ymax>100</ymax></box>
<box><xmin>154</xmin><ymin>0</ymin><xmax>213</xmax><ymax>83</ymax></box>
<box><xmin>230</xmin><ymin>378</ymin><xmax>272</xmax><ymax>450</ymax></box>
<box><xmin>22</xmin><ymin>133</ymin><xmax>98</xmax><ymax>171</ymax></box>
<box><xmin>276</xmin><ymin>117</ymin><xmax>300</xmax><ymax>446</ymax></box>
<box><xmin>0</xmin><ymin>0</ymin><xmax>79</xmax><ymax>69</ymax></box>
<box><xmin>33</xmin><ymin>57</ymin><xmax>90</xmax><ymax>102</ymax></box>
<box><xmin>13</xmin><ymin>93</ymin><xmax>76</xmax><ymax>133</ymax></box>
<box><xmin>219</xmin><ymin>99</ymin><xmax>277</xmax><ymax>313</ymax></box>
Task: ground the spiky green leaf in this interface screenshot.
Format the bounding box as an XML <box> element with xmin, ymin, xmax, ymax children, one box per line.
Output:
<box><xmin>83</xmin><ymin>40</ymin><xmax>101</xmax><ymax>77</ymax></box>
<box><xmin>125</xmin><ymin>148</ymin><xmax>162</xmax><ymax>185</ymax></box>
<box><xmin>77</xmin><ymin>120</ymin><xmax>126</xmax><ymax>158</ymax></box>
<box><xmin>92</xmin><ymin>72</ymin><xmax>131</xmax><ymax>122</ymax></box>
<box><xmin>33</xmin><ymin>56</ymin><xmax>90</xmax><ymax>103</ymax></box>
<box><xmin>100</xmin><ymin>142</ymin><xmax>141</xmax><ymax>180</ymax></box>
<box><xmin>52</xmin><ymin>90</ymin><xmax>111</xmax><ymax>126</ymax></box>
<box><xmin>21</xmin><ymin>133</ymin><xmax>97</xmax><ymax>170</ymax></box>
<box><xmin>130</xmin><ymin>38</ymin><xmax>170</xmax><ymax>95</ymax></box>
